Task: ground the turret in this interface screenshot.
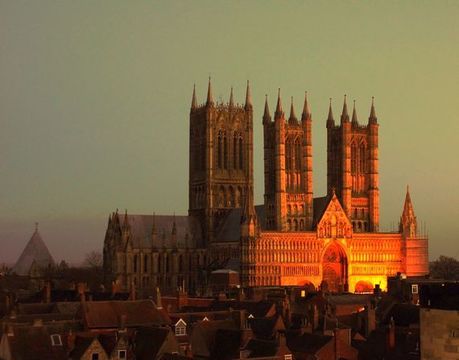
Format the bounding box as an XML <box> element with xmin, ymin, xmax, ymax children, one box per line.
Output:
<box><xmin>275</xmin><ymin>88</ymin><xmax>284</xmax><ymax>121</ymax></box>
<box><xmin>369</xmin><ymin>96</ymin><xmax>377</xmax><ymax>124</ymax></box>
<box><xmin>263</xmin><ymin>94</ymin><xmax>271</xmax><ymax>124</ymax></box>
<box><xmin>301</xmin><ymin>91</ymin><xmax>311</xmax><ymax>123</ymax></box>
<box><xmin>351</xmin><ymin>100</ymin><xmax>358</xmax><ymax>126</ymax></box>
<box><xmin>229</xmin><ymin>86</ymin><xmax>234</xmax><ymax>108</ymax></box>
<box><xmin>341</xmin><ymin>95</ymin><xmax>350</xmax><ymax>123</ymax></box>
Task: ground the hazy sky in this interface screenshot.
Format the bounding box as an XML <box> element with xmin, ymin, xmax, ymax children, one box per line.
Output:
<box><xmin>1</xmin><ymin>1</ymin><xmax>458</xmax><ymax>264</ymax></box>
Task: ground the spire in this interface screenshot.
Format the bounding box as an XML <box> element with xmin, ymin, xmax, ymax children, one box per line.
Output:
<box><xmin>172</xmin><ymin>212</ymin><xmax>177</xmax><ymax>235</ymax></box>
<box><xmin>35</xmin><ymin>222</ymin><xmax>39</xmax><ymax>233</ymax></box>
<box><xmin>122</xmin><ymin>209</ymin><xmax>130</xmax><ymax>231</ymax></box>
<box><xmin>341</xmin><ymin>95</ymin><xmax>349</xmax><ymax>123</ymax></box>
<box><xmin>301</xmin><ymin>91</ymin><xmax>311</xmax><ymax>122</ymax></box>
<box><xmin>241</xmin><ymin>185</ymin><xmax>257</xmax><ymax>238</ymax></box>
<box><xmin>351</xmin><ymin>100</ymin><xmax>358</xmax><ymax>125</ymax></box>
<box><xmin>229</xmin><ymin>86</ymin><xmax>234</xmax><ymax>107</ymax></box>
<box><xmin>289</xmin><ymin>97</ymin><xmax>298</xmax><ymax>124</ymax></box>
<box><xmin>206</xmin><ymin>77</ymin><xmax>214</xmax><ymax>106</ymax></box>
<box><xmin>245</xmin><ymin>80</ymin><xmax>252</xmax><ymax>110</ymax></box>
<box><xmin>191</xmin><ymin>84</ymin><xmax>197</xmax><ymax>110</ymax></box>
<box><xmin>400</xmin><ymin>185</ymin><xmax>417</xmax><ymax>237</ymax></box>
<box><xmin>369</xmin><ymin>96</ymin><xmax>377</xmax><ymax>124</ymax></box>
<box><xmin>275</xmin><ymin>88</ymin><xmax>283</xmax><ymax>119</ymax></box>
<box><xmin>327</xmin><ymin>98</ymin><xmax>335</xmax><ymax>127</ymax></box>
<box><xmin>263</xmin><ymin>94</ymin><xmax>271</xmax><ymax>124</ymax></box>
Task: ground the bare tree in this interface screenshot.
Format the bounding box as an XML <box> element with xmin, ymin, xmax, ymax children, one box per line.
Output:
<box><xmin>430</xmin><ymin>255</ymin><xmax>459</xmax><ymax>280</ymax></box>
<box><xmin>83</xmin><ymin>251</ymin><xmax>103</xmax><ymax>268</ymax></box>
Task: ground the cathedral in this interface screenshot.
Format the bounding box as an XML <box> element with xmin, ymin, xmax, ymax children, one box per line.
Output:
<box><xmin>103</xmin><ymin>79</ymin><xmax>429</xmax><ymax>296</ymax></box>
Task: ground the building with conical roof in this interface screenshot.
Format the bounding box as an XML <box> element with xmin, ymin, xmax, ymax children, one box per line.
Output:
<box><xmin>12</xmin><ymin>224</ymin><xmax>55</xmax><ymax>276</ymax></box>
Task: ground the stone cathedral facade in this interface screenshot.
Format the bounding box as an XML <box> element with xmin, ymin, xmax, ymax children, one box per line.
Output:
<box><xmin>103</xmin><ymin>79</ymin><xmax>429</xmax><ymax>295</ymax></box>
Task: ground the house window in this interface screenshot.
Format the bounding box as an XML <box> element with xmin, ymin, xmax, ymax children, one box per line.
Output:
<box><xmin>50</xmin><ymin>334</ymin><xmax>62</xmax><ymax>346</ymax></box>
<box><xmin>175</xmin><ymin>325</ymin><xmax>186</xmax><ymax>336</ymax></box>
<box><xmin>451</xmin><ymin>329</ymin><xmax>459</xmax><ymax>338</ymax></box>
<box><xmin>92</xmin><ymin>354</ymin><xmax>99</xmax><ymax>360</ymax></box>
<box><xmin>411</xmin><ymin>284</ymin><xmax>418</xmax><ymax>294</ymax></box>
<box><xmin>284</xmin><ymin>355</ymin><xmax>293</xmax><ymax>360</ymax></box>
<box><xmin>118</xmin><ymin>350</ymin><xmax>127</xmax><ymax>359</ymax></box>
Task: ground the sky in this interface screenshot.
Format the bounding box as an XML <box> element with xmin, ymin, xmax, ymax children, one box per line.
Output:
<box><xmin>0</xmin><ymin>1</ymin><xmax>458</xmax><ymax>264</ymax></box>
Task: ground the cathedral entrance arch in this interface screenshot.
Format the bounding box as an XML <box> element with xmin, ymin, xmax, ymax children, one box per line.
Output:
<box><xmin>321</xmin><ymin>243</ymin><xmax>348</xmax><ymax>293</ymax></box>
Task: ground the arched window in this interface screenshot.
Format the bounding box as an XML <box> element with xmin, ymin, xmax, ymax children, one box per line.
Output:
<box><xmin>233</xmin><ymin>134</ymin><xmax>238</xmax><ymax>169</ymax></box>
<box><xmin>223</xmin><ymin>135</ymin><xmax>228</xmax><ymax>169</ymax></box>
<box><xmin>217</xmin><ymin>131</ymin><xmax>223</xmax><ymax>169</ymax></box>
<box><xmin>351</xmin><ymin>142</ymin><xmax>357</xmax><ymax>174</ymax></box>
<box><xmin>287</xmin><ymin>220</ymin><xmax>292</xmax><ymax>231</ymax></box>
<box><xmin>359</xmin><ymin>143</ymin><xmax>366</xmax><ymax>173</ymax></box>
<box><xmin>144</xmin><ymin>254</ymin><xmax>148</xmax><ymax>273</ymax></box>
<box><xmin>238</xmin><ymin>137</ymin><xmax>243</xmax><ymax>169</ymax></box>
<box><xmin>133</xmin><ymin>255</ymin><xmax>138</xmax><ymax>273</ymax></box>
<box><xmin>158</xmin><ymin>255</ymin><xmax>161</xmax><ymax>273</ymax></box>
<box><xmin>166</xmin><ymin>255</ymin><xmax>170</xmax><ymax>272</ymax></box>
<box><xmin>236</xmin><ymin>187</ymin><xmax>242</xmax><ymax>207</ymax></box>
<box><xmin>300</xmin><ymin>220</ymin><xmax>304</xmax><ymax>230</ymax></box>
<box><xmin>294</xmin><ymin>219</ymin><xmax>298</xmax><ymax>231</ymax></box>
<box><xmin>228</xmin><ymin>186</ymin><xmax>235</xmax><ymax>207</ymax></box>
<box><xmin>295</xmin><ymin>139</ymin><xmax>301</xmax><ymax>171</ymax></box>
<box><xmin>178</xmin><ymin>255</ymin><xmax>183</xmax><ymax>272</ymax></box>
<box><xmin>218</xmin><ymin>186</ymin><xmax>226</xmax><ymax>208</ymax></box>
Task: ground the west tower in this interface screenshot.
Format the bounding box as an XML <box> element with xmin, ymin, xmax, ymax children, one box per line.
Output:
<box><xmin>188</xmin><ymin>79</ymin><xmax>254</xmax><ymax>247</ymax></box>
<box><xmin>327</xmin><ymin>96</ymin><xmax>379</xmax><ymax>232</ymax></box>
<box><xmin>263</xmin><ymin>90</ymin><xmax>313</xmax><ymax>231</ymax></box>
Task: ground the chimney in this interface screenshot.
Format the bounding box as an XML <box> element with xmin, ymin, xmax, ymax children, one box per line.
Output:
<box><xmin>67</xmin><ymin>330</ymin><xmax>76</xmax><ymax>351</ymax></box>
<box><xmin>43</xmin><ymin>281</ymin><xmax>51</xmax><ymax>303</ymax></box>
<box><xmin>77</xmin><ymin>283</ymin><xmax>86</xmax><ymax>303</ymax></box>
<box><xmin>387</xmin><ymin>317</ymin><xmax>395</xmax><ymax>351</ymax></box>
<box><xmin>177</xmin><ymin>288</ymin><xmax>188</xmax><ymax>310</ymax></box>
<box><xmin>364</xmin><ymin>305</ymin><xmax>375</xmax><ymax>336</ymax></box>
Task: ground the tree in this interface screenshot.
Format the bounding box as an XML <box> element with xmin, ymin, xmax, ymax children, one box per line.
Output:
<box><xmin>429</xmin><ymin>255</ymin><xmax>459</xmax><ymax>280</ymax></box>
<box><xmin>83</xmin><ymin>251</ymin><xmax>103</xmax><ymax>268</ymax></box>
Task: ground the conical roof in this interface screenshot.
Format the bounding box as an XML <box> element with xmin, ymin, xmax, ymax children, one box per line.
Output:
<box><xmin>12</xmin><ymin>225</ymin><xmax>55</xmax><ymax>276</ymax></box>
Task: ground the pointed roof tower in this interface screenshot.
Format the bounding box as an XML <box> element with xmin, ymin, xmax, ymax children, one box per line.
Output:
<box><xmin>369</xmin><ymin>97</ymin><xmax>378</xmax><ymax>124</ymax></box>
<box><xmin>327</xmin><ymin>98</ymin><xmax>335</xmax><ymax>128</ymax></box>
<box><xmin>229</xmin><ymin>86</ymin><xmax>234</xmax><ymax>108</ymax></box>
<box><xmin>263</xmin><ymin>94</ymin><xmax>271</xmax><ymax>124</ymax></box>
<box><xmin>301</xmin><ymin>91</ymin><xmax>311</xmax><ymax>122</ymax></box>
<box><xmin>351</xmin><ymin>100</ymin><xmax>359</xmax><ymax>125</ymax></box>
<box><xmin>191</xmin><ymin>84</ymin><xmax>197</xmax><ymax>110</ymax></box>
<box><xmin>401</xmin><ymin>186</ymin><xmax>415</xmax><ymax>220</ymax></box>
<box><xmin>245</xmin><ymin>80</ymin><xmax>252</xmax><ymax>110</ymax></box>
<box><xmin>12</xmin><ymin>224</ymin><xmax>55</xmax><ymax>276</ymax></box>
<box><xmin>400</xmin><ymin>185</ymin><xmax>417</xmax><ymax>237</ymax></box>
<box><xmin>275</xmin><ymin>88</ymin><xmax>283</xmax><ymax>120</ymax></box>
<box><xmin>206</xmin><ymin>77</ymin><xmax>214</xmax><ymax>107</ymax></box>
<box><xmin>341</xmin><ymin>95</ymin><xmax>350</xmax><ymax>123</ymax></box>
<box><xmin>288</xmin><ymin>97</ymin><xmax>298</xmax><ymax>124</ymax></box>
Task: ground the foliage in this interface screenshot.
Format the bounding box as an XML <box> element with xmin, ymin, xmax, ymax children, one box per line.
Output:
<box><xmin>83</xmin><ymin>251</ymin><xmax>103</xmax><ymax>268</ymax></box>
<box><xmin>429</xmin><ymin>255</ymin><xmax>459</xmax><ymax>280</ymax></box>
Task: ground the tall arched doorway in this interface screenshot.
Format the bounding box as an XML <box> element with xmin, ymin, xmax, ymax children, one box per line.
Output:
<box><xmin>322</xmin><ymin>243</ymin><xmax>348</xmax><ymax>293</ymax></box>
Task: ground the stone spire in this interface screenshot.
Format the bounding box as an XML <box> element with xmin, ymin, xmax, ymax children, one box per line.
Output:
<box><xmin>341</xmin><ymin>95</ymin><xmax>350</xmax><ymax>123</ymax></box>
<box><xmin>245</xmin><ymin>80</ymin><xmax>252</xmax><ymax>110</ymax></box>
<box><xmin>400</xmin><ymin>185</ymin><xmax>417</xmax><ymax>237</ymax></box>
<box><xmin>275</xmin><ymin>88</ymin><xmax>283</xmax><ymax>119</ymax></box>
<box><xmin>288</xmin><ymin>97</ymin><xmax>298</xmax><ymax>124</ymax></box>
<box><xmin>191</xmin><ymin>84</ymin><xmax>197</xmax><ymax>110</ymax></box>
<box><xmin>301</xmin><ymin>91</ymin><xmax>311</xmax><ymax>122</ymax></box>
<box><xmin>351</xmin><ymin>100</ymin><xmax>358</xmax><ymax>125</ymax></box>
<box><xmin>241</xmin><ymin>185</ymin><xmax>257</xmax><ymax>237</ymax></box>
<box><xmin>229</xmin><ymin>86</ymin><xmax>234</xmax><ymax>107</ymax></box>
<box><xmin>206</xmin><ymin>77</ymin><xmax>214</xmax><ymax>106</ymax></box>
<box><xmin>327</xmin><ymin>98</ymin><xmax>335</xmax><ymax>127</ymax></box>
<box><xmin>369</xmin><ymin>97</ymin><xmax>378</xmax><ymax>124</ymax></box>
<box><xmin>263</xmin><ymin>94</ymin><xmax>271</xmax><ymax>124</ymax></box>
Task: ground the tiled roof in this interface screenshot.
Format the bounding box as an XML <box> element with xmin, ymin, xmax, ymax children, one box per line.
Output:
<box><xmin>82</xmin><ymin>300</ymin><xmax>171</xmax><ymax>329</ymax></box>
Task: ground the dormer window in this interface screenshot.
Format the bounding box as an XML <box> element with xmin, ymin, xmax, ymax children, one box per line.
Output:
<box><xmin>202</xmin><ymin>316</ymin><xmax>209</xmax><ymax>322</ymax></box>
<box><xmin>50</xmin><ymin>334</ymin><xmax>62</xmax><ymax>346</ymax></box>
<box><xmin>175</xmin><ymin>318</ymin><xmax>187</xmax><ymax>336</ymax></box>
<box><xmin>91</xmin><ymin>353</ymin><xmax>99</xmax><ymax>360</ymax></box>
<box><xmin>118</xmin><ymin>350</ymin><xmax>127</xmax><ymax>359</ymax></box>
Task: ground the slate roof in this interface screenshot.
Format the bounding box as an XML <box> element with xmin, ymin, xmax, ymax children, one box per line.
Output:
<box><xmin>245</xmin><ymin>338</ymin><xmax>278</xmax><ymax>358</ymax></box>
<box><xmin>12</xmin><ymin>229</ymin><xmax>55</xmax><ymax>276</ymax></box>
<box><xmin>287</xmin><ymin>332</ymin><xmax>333</xmax><ymax>355</ymax></box>
<box><xmin>134</xmin><ymin>327</ymin><xmax>171</xmax><ymax>360</ymax></box>
<box><xmin>81</xmin><ymin>300</ymin><xmax>171</xmax><ymax>329</ymax></box>
<box><xmin>214</xmin><ymin>205</ymin><xmax>265</xmax><ymax>243</ymax></box>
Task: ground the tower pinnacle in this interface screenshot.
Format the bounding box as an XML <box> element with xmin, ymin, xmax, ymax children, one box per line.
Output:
<box><xmin>229</xmin><ymin>86</ymin><xmax>234</xmax><ymax>107</ymax></box>
<box><xmin>245</xmin><ymin>80</ymin><xmax>252</xmax><ymax>110</ymax></box>
<box><xmin>191</xmin><ymin>84</ymin><xmax>197</xmax><ymax>110</ymax></box>
<box><xmin>289</xmin><ymin>97</ymin><xmax>298</xmax><ymax>124</ymax></box>
<box><xmin>327</xmin><ymin>98</ymin><xmax>335</xmax><ymax>127</ymax></box>
<box><xmin>275</xmin><ymin>88</ymin><xmax>283</xmax><ymax>119</ymax></box>
<box><xmin>301</xmin><ymin>91</ymin><xmax>311</xmax><ymax>122</ymax></box>
<box><xmin>352</xmin><ymin>100</ymin><xmax>358</xmax><ymax>125</ymax></box>
<box><xmin>263</xmin><ymin>94</ymin><xmax>271</xmax><ymax>124</ymax></box>
<box><xmin>369</xmin><ymin>97</ymin><xmax>377</xmax><ymax>124</ymax></box>
<box><xmin>206</xmin><ymin>77</ymin><xmax>214</xmax><ymax>106</ymax></box>
<box><xmin>341</xmin><ymin>95</ymin><xmax>349</xmax><ymax>123</ymax></box>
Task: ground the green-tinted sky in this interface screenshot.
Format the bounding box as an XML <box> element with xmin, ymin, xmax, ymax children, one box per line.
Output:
<box><xmin>1</xmin><ymin>1</ymin><xmax>458</xmax><ymax>264</ymax></box>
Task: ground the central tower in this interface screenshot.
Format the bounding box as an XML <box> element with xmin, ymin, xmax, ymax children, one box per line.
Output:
<box><xmin>326</xmin><ymin>96</ymin><xmax>379</xmax><ymax>232</ymax></box>
<box><xmin>263</xmin><ymin>90</ymin><xmax>313</xmax><ymax>231</ymax></box>
<box><xmin>188</xmin><ymin>79</ymin><xmax>254</xmax><ymax>247</ymax></box>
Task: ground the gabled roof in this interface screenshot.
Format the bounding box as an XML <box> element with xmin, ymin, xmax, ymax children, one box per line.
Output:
<box><xmin>12</xmin><ymin>228</ymin><xmax>55</xmax><ymax>276</ymax></box>
<box><xmin>315</xmin><ymin>193</ymin><xmax>353</xmax><ymax>238</ymax></box>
